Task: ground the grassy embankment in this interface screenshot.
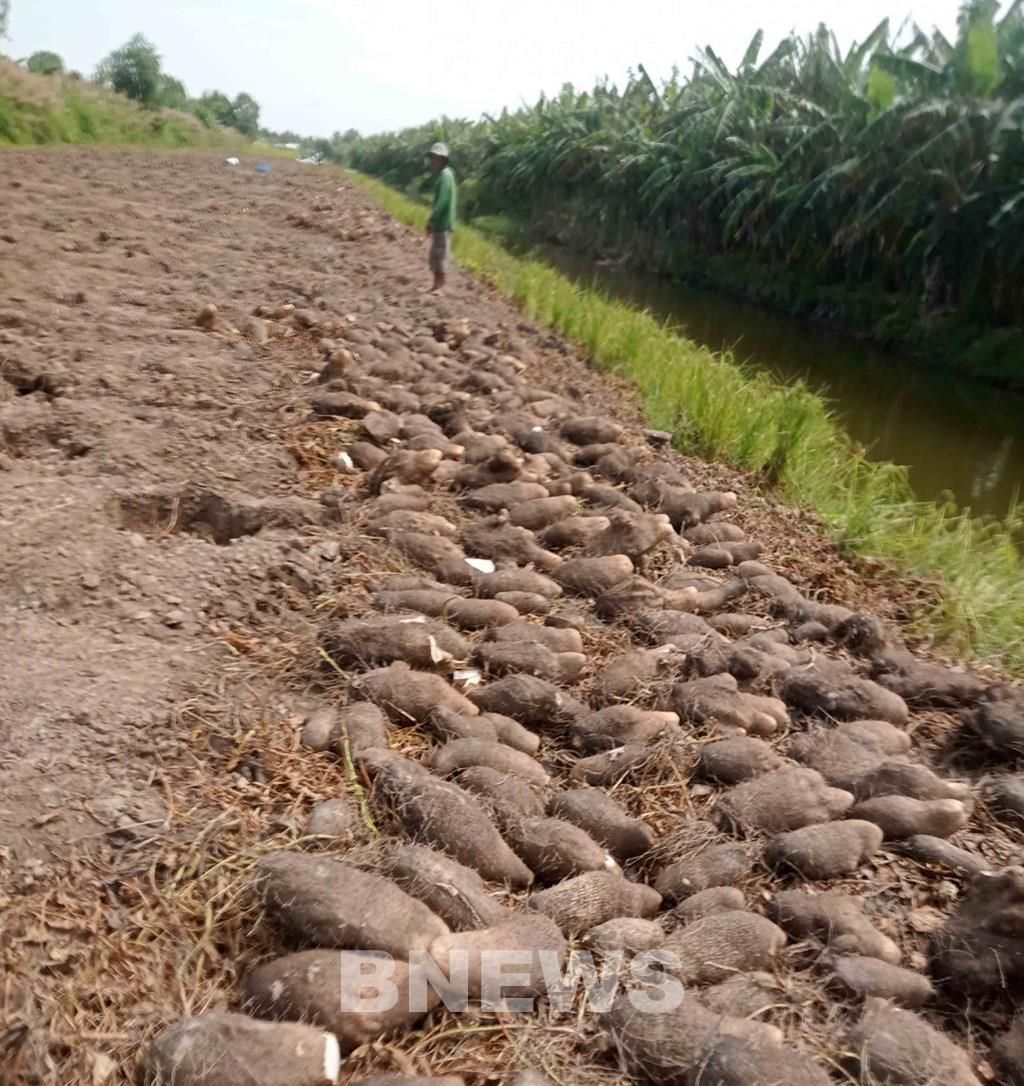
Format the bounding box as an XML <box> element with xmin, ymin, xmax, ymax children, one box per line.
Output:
<box><xmin>0</xmin><ymin>58</ymin><xmax>239</xmax><ymax>149</ymax></box>
<box><xmin>356</xmin><ymin>173</ymin><xmax>1024</xmax><ymax>675</ymax></box>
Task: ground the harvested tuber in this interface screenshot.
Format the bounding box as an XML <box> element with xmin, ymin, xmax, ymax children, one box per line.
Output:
<box><xmin>144</xmin><ymin>1013</ymin><xmax>341</xmax><ymax>1086</ymax></box>
<box><xmin>548</xmin><ymin>788</ymin><xmax>655</xmax><ymax>860</ymax></box>
<box><xmin>431</xmin><ymin>738</ymin><xmax>550</xmax><ymax>785</ymax></box>
<box><xmin>243</xmin><ymin>950</ymin><xmax>433</xmax><ymax>1052</ymax></box>
<box><xmin>381</xmin><ymin>843</ymin><xmax>512</xmax><ymax>931</ymax></box>
<box><xmin>717</xmin><ymin>767</ymin><xmax>854</xmax><ymax>833</ymax></box>
<box><xmin>527</xmin><ymin>870</ymin><xmax>661</xmax><ymax>933</ymax></box>
<box><xmin>256</xmin><ymin>852</ymin><xmax>448</xmax><ymax>959</ymax></box>
<box><xmin>766</xmin><ymin>820</ymin><xmax>883</xmax><ymax>879</ymax></box>
<box><xmin>359</xmin><ymin>749</ymin><xmax>533</xmax><ymax>887</ymax></box>
<box><xmin>356</xmin><ymin>662</ymin><xmax>478</xmax><ymax>723</ymax></box>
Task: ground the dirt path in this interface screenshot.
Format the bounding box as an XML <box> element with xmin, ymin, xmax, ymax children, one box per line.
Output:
<box><xmin>2</xmin><ymin>149</ymin><xmax>1023</xmax><ymax>1086</ymax></box>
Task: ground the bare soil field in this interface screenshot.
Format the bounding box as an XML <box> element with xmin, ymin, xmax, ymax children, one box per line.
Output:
<box><xmin>2</xmin><ymin>149</ymin><xmax>1023</xmax><ymax>1086</ymax></box>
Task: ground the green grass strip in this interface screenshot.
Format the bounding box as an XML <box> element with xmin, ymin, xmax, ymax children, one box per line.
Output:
<box><xmin>354</xmin><ymin>173</ymin><xmax>1024</xmax><ymax>675</ymax></box>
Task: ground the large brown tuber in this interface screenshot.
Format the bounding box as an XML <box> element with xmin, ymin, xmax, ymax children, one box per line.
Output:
<box><xmin>541</xmin><ymin>514</ymin><xmax>611</xmax><ymax>549</ymax></box>
<box><xmin>476</xmin><ymin>568</ymin><xmax>563</xmax><ymax>600</ymax></box>
<box><xmin>584</xmin><ymin>510</ymin><xmax>675</xmax><ymax>562</ymax></box>
<box><xmin>356</xmin><ymin>663</ymin><xmax>478</xmax><ymax>723</ymax></box>
<box><xmin>554</xmin><ymin>554</ymin><xmax>634</xmax><ymax>596</ymax></box>
<box><xmin>487</xmin><ymin>621</ymin><xmax>584</xmax><ymax>654</ymax></box>
<box><xmin>322</xmin><ymin>617</ymin><xmax>469</xmax><ymax>670</ymax></box>
<box><xmin>381</xmin><ymin>843</ymin><xmax>512</xmax><ymax>931</ymax></box>
<box><xmin>688</xmin><ymin>541</ymin><xmax>763</xmax><ymax>569</ymax></box>
<box><xmin>476</xmin><ymin>640</ymin><xmax>586</xmax><ymax>683</ymax></box>
<box><xmin>428</xmin><ymin>913</ymin><xmax>566</xmax><ymax>1003</ymax></box>
<box><xmin>788</xmin><ymin>726</ymin><xmax>900</xmax><ymax>791</ymax></box>
<box><xmin>897</xmin><ymin>834</ymin><xmax>991</xmax><ymax>876</ymax></box>
<box><xmin>527</xmin><ymin>870</ymin><xmax>661</xmax><ymax>932</ymax></box>
<box><xmin>504</xmin><ymin>817</ymin><xmax>614</xmax><ymax>882</ymax></box>
<box><xmin>494</xmin><ymin>590</ymin><xmax>551</xmax><ymax>614</ymax></box>
<box><xmin>443</xmin><ymin>597</ymin><xmax>521</xmax><ymax>630</ymax></box>
<box><xmin>560</xmin><ymin>416</ymin><xmax>624</xmax><ymax>445</ymax></box>
<box><xmin>570</xmin><ymin>705</ymin><xmax>679</xmax><ymax>753</ymax></box>
<box><xmin>717</xmin><ymin>767</ymin><xmax>854</xmax><ymax>833</ymax></box>
<box><xmin>850</xmin><ymin>796</ymin><xmax>969</xmax><ymax>840</ymax></box>
<box><xmin>428</xmin><ymin>706</ymin><xmax>499</xmax><ymax>743</ymax></box>
<box><xmin>655</xmin><ymin>843</ymin><xmax>753</xmax><ymax>901</ymax></box>
<box><xmin>569</xmin><ymin>743</ymin><xmax>664</xmax><ymax>786</ymax></box>
<box><xmin>452</xmin><ymin>450</ymin><xmax>523</xmax><ymax>491</ymax></box>
<box><xmin>470</xmin><ymin>673</ymin><xmax>583</xmax><ymax>728</ymax></box>
<box><xmin>673</xmin><ymin>886</ymin><xmax>746</xmax><ymax>922</ymax></box>
<box><xmin>698</xmin><ymin>736</ymin><xmax>787</xmax><ymax>784</ymax></box>
<box><xmin>659</xmin><ymin>489</ymin><xmax>738</xmax><ymax>531</ymax></box>
<box><xmin>256</xmin><ymin>852</ymin><xmax>449</xmax><ymax>959</ymax></box>
<box><xmin>930</xmin><ymin>867</ymin><xmax>1024</xmax><ymax>998</ymax></box>
<box><xmin>853</xmin><ymin>761</ymin><xmax>970</xmax><ymax>802</ymax></box>
<box><xmin>699</xmin><ymin>1036</ymin><xmax>833</xmax><ymax>1086</ymax></box>
<box><xmin>366</xmin><ymin>509</ymin><xmax>458</xmax><ymax>539</ymax></box>
<box><xmin>783</xmin><ymin>659</ymin><xmax>909</xmax><ymax>724</ymax></box>
<box><xmin>372</xmin><ymin>588</ymin><xmax>459</xmax><ymax>615</ymax></box>
<box><xmin>461</xmin><ymin>518</ymin><xmax>561</xmax><ymax>572</ymax></box>
<box><xmin>766</xmin><ymin>820</ymin><xmax>883</xmax><ymax>879</ymax></box>
<box><xmin>431</xmin><ymin>738</ymin><xmax>550</xmax><ymax>785</ymax></box>
<box><xmin>593</xmin><ymin>644</ymin><xmax>684</xmax><ymax>704</ymax></box>
<box><xmin>871</xmin><ymin>647</ymin><xmax>987</xmax><ymax>708</ymax></box>
<box><xmin>549</xmin><ymin>787</ymin><xmax>655</xmax><ymax>860</ymax></box>
<box><xmin>456</xmin><ymin>766</ymin><xmax>549</xmax><ymax>822</ymax></box>
<box><xmin>387</xmin><ymin>531</ymin><xmax>466</xmax><ymax>573</ymax></box>
<box><xmin>963</xmin><ymin>685</ymin><xmax>1024</xmax><ymax>761</ymax></box>
<box><xmin>507</xmin><ymin>495</ymin><xmax>579</xmax><ymax>530</ymax></box>
<box><xmin>482</xmin><ymin>712</ymin><xmax>542</xmax><ymax>754</ymax></box>
<box><xmin>366</xmin><ymin>449</ymin><xmax>443</xmax><ymax>494</ymax></box>
<box><xmin>144</xmin><ymin>1012</ymin><xmax>341</xmax><ymax>1086</ymax></box>
<box><xmin>768</xmin><ymin>890</ymin><xmax>900</xmax><ymax>963</ymax></box>
<box><xmin>668</xmin><ymin>673</ymin><xmax>789</xmax><ymax>736</ymax></box>
<box><xmin>828</xmin><ymin>955</ymin><xmax>934</xmax><ymax>1008</ymax></box>
<box><xmin>659</xmin><ymin>910</ymin><xmax>787</xmax><ymax>985</ymax></box>
<box><xmin>846</xmin><ymin>999</ymin><xmax>980</xmax><ymax>1086</ymax></box>
<box><xmin>243</xmin><ymin>950</ymin><xmax>433</xmax><ymax>1052</ymax></box>
<box><xmin>601</xmin><ymin>991</ymin><xmax>810</xmax><ymax>1086</ymax></box>
<box><xmin>358</xmin><ymin>749</ymin><xmax>533</xmax><ymax>888</ymax></box>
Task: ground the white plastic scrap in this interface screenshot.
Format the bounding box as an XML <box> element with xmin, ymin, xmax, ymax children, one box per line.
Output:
<box><xmin>331</xmin><ymin>451</ymin><xmax>355</xmax><ymax>472</ymax></box>
<box><xmin>225</xmin><ymin>157</ymin><xmax>240</xmax><ymax>166</ymax></box>
<box><xmin>465</xmin><ymin>558</ymin><xmax>496</xmax><ymax>574</ymax></box>
<box><xmin>428</xmin><ymin>636</ymin><xmax>453</xmax><ymax>665</ymax></box>
<box><xmin>454</xmin><ymin>667</ymin><xmax>483</xmax><ymax>686</ymax></box>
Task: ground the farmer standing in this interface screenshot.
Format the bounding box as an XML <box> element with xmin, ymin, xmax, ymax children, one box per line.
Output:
<box><xmin>426</xmin><ymin>142</ymin><xmax>456</xmax><ymax>294</ymax></box>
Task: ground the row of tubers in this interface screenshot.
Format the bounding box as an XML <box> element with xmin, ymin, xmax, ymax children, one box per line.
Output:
<box><xmin>148</xmin><ymin>306</ymin><xmax>1024</xmax><ymax>1085</ymax></box>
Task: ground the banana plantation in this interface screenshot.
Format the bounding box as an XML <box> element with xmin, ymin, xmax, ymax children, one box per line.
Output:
<box><xmin>343</xmin><ymin>2</ymin><xmax>1024</xmax><ymax>380</ymax></box>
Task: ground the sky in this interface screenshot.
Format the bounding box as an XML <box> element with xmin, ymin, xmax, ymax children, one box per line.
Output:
<box><xmin>6</xmin><ymin>0</ymin><xmax>967</xmax><ymax>137</ymax></box>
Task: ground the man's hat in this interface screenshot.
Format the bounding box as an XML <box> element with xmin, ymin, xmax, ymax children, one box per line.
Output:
<box><xmin>429</xmin><ymin>142</ymin><xmax>450</xmax><ymax>159</ymax></box>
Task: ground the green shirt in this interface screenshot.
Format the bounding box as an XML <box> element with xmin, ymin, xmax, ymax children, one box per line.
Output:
<box><xmin>430</xmin><ymin>166</ymin><xmax>457</xmax><ymax>232</ymax></box>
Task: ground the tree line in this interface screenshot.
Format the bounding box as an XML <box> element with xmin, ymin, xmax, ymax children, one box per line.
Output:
<box><xmin>15</xmin><ymin>30</ymin><xmax>264</xmax><ymax>138</ymax></box>
<box><xmin>343</xmin><ymin>1</ymin><xmax>1024</xmax><ymax>373</ymax></box>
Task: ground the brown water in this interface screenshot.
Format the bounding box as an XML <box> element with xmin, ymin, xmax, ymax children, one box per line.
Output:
<box><xmin>546</xmin><ymin>249</ymin><xmax>1024</xmax><ymax>520</ymax></box>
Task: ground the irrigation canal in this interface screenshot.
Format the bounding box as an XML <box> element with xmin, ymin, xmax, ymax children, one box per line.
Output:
<box><xmin>545</xmin><ymin>247</ymin><xmax>1024</xmax><ymax>520</ymax></box>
